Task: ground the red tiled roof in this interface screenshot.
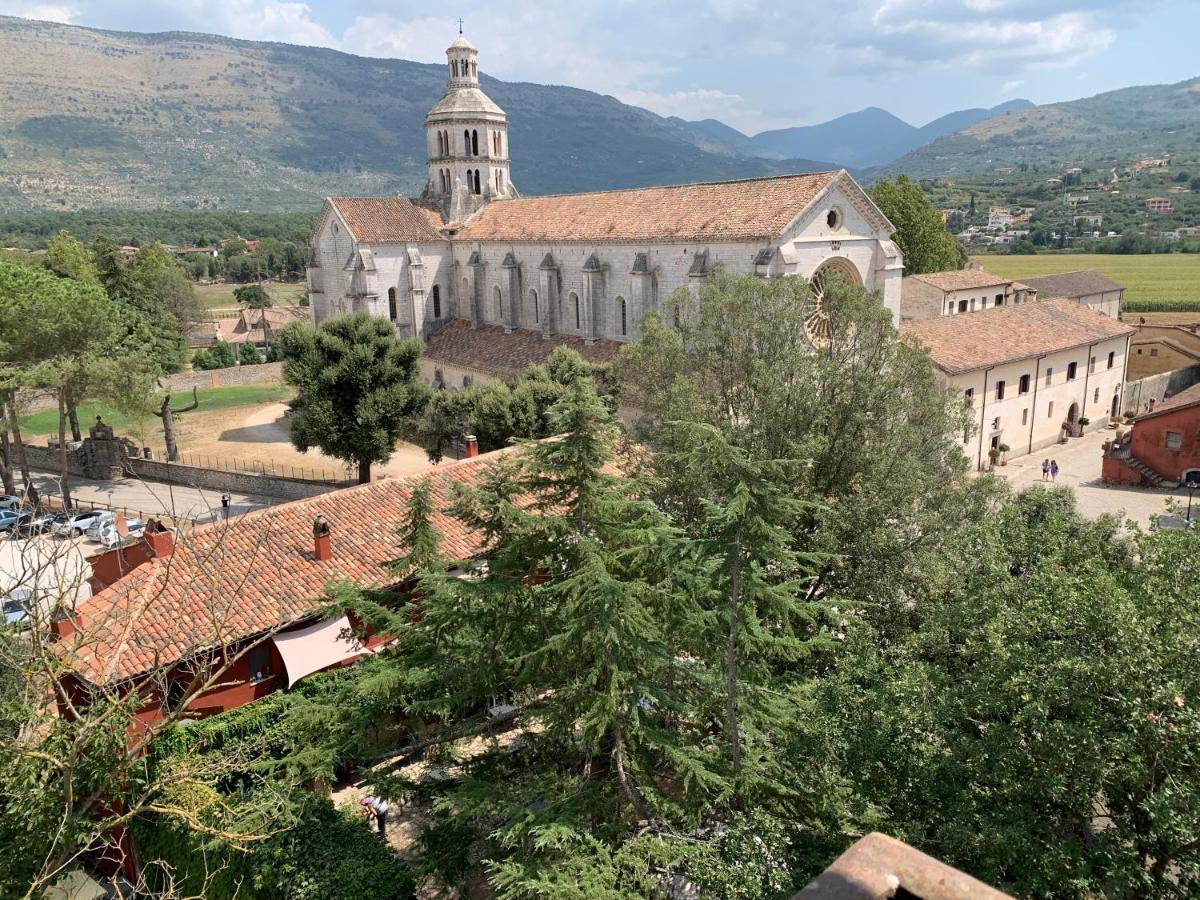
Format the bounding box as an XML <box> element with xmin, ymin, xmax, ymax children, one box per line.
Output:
<box><xmin>902</xmin><ymin>298</ymin><xmax>1134</xmax><ymax>375</ymax></box>
<box><xmin>1136</xmin><ymin>382</ymin><xmax>1200</xmax><ymax>421</ymax></box>
<box><xmin>424</xmin><ymin>320</ymin><xmax>622</xmax><ymax>377</ymax></box>
<box><xmin>454</xmin><ymin>172</ymin><xmax>840</xmax><ymax>243</ymax></box>
<box><xmin>328</xmin><ymin>197</ymin><xmax>446</xmax><ymax>243</ymax></box>
<box><xmin>61</xmin><ymin>448</ymin><xmax>520</xmax><ymax>687</ymax></box>
<box><xmin>904</xmin><ymin>269</ymin><xmax>1013</xmax><ymax>292</ymax></box>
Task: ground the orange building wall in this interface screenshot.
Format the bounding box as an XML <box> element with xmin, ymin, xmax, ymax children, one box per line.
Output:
<box><xmin>1129</xmin><ymin>406</ymin><xmax>1200</xmax><ymax>482</ymax></box>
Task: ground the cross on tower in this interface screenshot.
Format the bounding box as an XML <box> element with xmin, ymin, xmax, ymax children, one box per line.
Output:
<box><xmin>457</xmin><ymin>18</ymin><xmax>464</xmax><ymax>34</ymax></box>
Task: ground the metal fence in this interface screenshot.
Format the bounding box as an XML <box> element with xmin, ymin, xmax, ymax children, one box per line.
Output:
<box><xmin>170</xmin><ymin>451</ymin><xmax>355</xmax><ymax>486</ymax></box>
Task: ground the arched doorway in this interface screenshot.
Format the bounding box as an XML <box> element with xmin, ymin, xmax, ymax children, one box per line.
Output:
<box><xmin>1067</xmin><ymin>402</ymin><xmax>1080</xmax><ymax>424</ymax></box>
<box><xmin>1111</xmin><ymin>393</ymin><xmax>1120</xmax><ymax>419</ymax></box>
<box><xmin>807</xmin><ymin>258</ymin><xmax>862</xmax><ymax>346</ymax></box>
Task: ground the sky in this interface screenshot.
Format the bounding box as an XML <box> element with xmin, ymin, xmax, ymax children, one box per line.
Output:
<box><xmin>0</xmin><ymin>0</ymin><xmax>1196</xmax><ymax>135</ymax></box>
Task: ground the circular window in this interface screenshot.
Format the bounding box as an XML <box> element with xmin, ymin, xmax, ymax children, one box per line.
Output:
<box><xmin>806</xmin><ymin>271</ymin><xmax>833</xmax><ymax>347</ymax></box>
<box><xmin>826</xmin><ymin>208</ymin><xmax>841</xmax><ymax>229</ymax></box>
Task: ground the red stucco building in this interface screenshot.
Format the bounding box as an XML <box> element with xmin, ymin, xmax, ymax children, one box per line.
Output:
<box><xmin>1102</xmin><ymin>383</ymin><xmax>1200</xmax><ymax>487</ymax></box>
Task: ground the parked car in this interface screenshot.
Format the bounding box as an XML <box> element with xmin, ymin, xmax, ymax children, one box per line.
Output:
<box><xmin>84</xmin><ymin>511</ymin><xmax>118</xmax><ymax>539</ymax></box>
<box><xmin>97</xmin><ymin>518</ymin><xmax>146</xmax><ymax>549</ymax></box>
<box><xmin>0</xmin><ymin>511</ymin><xmax>34</xmax><ymax>533</ymax></box>
<box><xmin>2</xmin><ymin>587</ymin><xmax>33</xmax><ymax>629</ymax></box>
<box><xmin>17</xmin><ymin>513</ymin><xmax>67</xmax><ymax>537</ymax></box>
<box><xmin>52</xmin><ymin>510</ymin><xmax>106</xmax><ymax>537</ymax></box>
<box><xmin>0</xmin><ymin>495</ymin><xmax>22</xmax><ymax>512</ymax></box>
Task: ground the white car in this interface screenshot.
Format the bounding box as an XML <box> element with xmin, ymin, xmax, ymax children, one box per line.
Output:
<box><xmin>0</xmin><ymin>495</ymin><xmax>21</xmax><ymax>513</ymax></box>
<box><xmin>84</xmin><ymin>511</ymin><xmax>118</xmax><ymax>538</ymax></box>
<box><xmin>52</xmin><ymin>510</ymin><xmax>106</xmax><ymax>537</ymax></box>
<box><xmin>97</xmin><ymin>519</ymin><xmax>145</xmax><ymax>548</ymax></box>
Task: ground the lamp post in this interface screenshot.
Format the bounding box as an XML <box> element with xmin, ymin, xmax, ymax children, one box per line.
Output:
<box><xmin>1187</xmin><ymin>481</ymin><xmax>1198</xmax><ymax>525</ymax></box>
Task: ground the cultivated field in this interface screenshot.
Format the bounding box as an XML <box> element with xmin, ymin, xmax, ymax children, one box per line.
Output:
<box><xmin>194</xmin><ymin>280</ymin><xmax>307</xmax><ymax>311</ymax></box>
<box><xmin>973</xmin><ymin>254</ymin><xmax>1200</xmax><ymax>302</ymax></box>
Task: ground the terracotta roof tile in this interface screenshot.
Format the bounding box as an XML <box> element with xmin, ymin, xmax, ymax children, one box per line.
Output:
<box><xmin>328</xmin><ymin>197</ymin><xmax>445</xmax><ymax>243</ymax></box>
<box><xmin>905</xmin><ymin>269</ymin><xmax>1013</xmax><ymax>292</ymax></box>
<box><xmin>903</xmin><ymin>298</ymin><xmax>1134</xmax><ymax>375</ymax></box>
<box><xmin>424</xmin><ymin>320</ymin><xmax>622</xmax><ymax>377</ymax></box>
<box><xmin>61</xmin><ymin>447</ymin><xmax>521</xmax><ymax>687</ymax></box>
<box><xmin>1136</xmin><ymin>382</ymin><xmax>1200</xmax><ymax>421</ymax></box>
<box><xmin>453</xmin><ymin>172</ymin><xmax>840</xmax><ymax>243</ymax></box>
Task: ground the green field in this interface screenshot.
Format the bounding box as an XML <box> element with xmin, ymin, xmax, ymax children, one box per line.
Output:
<box><xmin>194</xmin><ymin>281</ymin><xmax>307</xmax><ymax>311</ymax></box>
<box><xmin>20</xmin><ymin>383</ymin><xmax>292</xmax><ymax>435</ymax></box>
<box><xmin>972</xmin><ymin>254</ymin><xmax>1200</xmax><ymax>302</ymax></box>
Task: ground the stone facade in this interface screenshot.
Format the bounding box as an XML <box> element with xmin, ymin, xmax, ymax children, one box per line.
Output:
<box><xmin>306</xmin><ymin>34</ymin><xmax>903</xmax><ymax>363</ymax></box>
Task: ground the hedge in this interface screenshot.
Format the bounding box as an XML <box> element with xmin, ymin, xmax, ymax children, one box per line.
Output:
<box><xmin>1123</xmin><ymin>298</ymin><xmax>1200</xmax><ymax>313</ymax></box>
<box><xmin>133</xmin><ymin>792</ymin><xmax>416</xmax><ymax>899</ymax></box>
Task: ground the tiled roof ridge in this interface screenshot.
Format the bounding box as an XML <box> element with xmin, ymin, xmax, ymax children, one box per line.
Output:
<box><xmin>460</xmin><ymin>170</ymin><xmax>842</xmax><ymax>204</ymax></box>
<box><xmin>1135</xmin><ymin>382</ymin><xmax>1200</xmax><ymax>420</ymax></box>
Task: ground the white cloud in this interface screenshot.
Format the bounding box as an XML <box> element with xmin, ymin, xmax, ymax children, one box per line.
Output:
<box><xmin>0</xmin><ymin>2</ymin><xmax>78</xmax><ymax>21</ymax></box>
<box><xmin>1002</xmin><ymin>79</ymin><xmax>1025</xmax><ymax>93</ymax></box>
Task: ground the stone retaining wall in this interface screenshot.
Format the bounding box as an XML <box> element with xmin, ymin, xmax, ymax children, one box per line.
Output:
<box><xmin>1124</xmin><ymin>363</ymin><xmax>1200</xmax><ymax>416</ymax></box>
<box><xmin>20</xmin><ymin>444</ymin><xmax>342</xmax><ymax>502</ymax></box>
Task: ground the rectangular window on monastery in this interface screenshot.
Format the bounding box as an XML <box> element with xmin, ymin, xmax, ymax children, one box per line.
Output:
<box><xmin>1045</xmin><ymin>368</ymin><xmax>1053</xmax><ymax>386</ymax></box>
<box><xmin>1151</xmin><ymin>348</ymin><xmax>1159</xmax><ymax>357</ymax></box>
<box><xmin>1094</xmin><ymin>388</ymin><xmax>1101</xmax><ymax>403</ymax></box>
<box><xmin>995</xmin><ymin>293</ymin><xmax>1003</xmax><ymax>304</ymax></box>
<box><xmin>1048</xmin><ymin>401</ymin><xmax>1054</xmax><ymax>419</ymax></box>
<box><xmin>1166</xmin><ymin>431</ymin><xmax>1183</xmax><ymax>450</ymax></box>
<box><xmin>996</xmin><ymin>380</ymin><xmax>1006</xmax><ymax>400</ymax></box>
<box><xmin>1089</xmin><ymin>356</ymin><xmax>1096</xmax><ymax>374</ymax></box>
<box><xmin>1067</xmin><ymin>362</ymin><xmax>1078</xmax><ymax>381</ymax></box>
<box><xmin>970</xmin><ymin>298</ymin><xmax>977</xmax><ymax>311</ymax></box>
<box><xmin>964</xmin><ymin>388</ymin><xmax>974</xmax><ymax>401</ymax></box>
<box><xmin>1019</xmin><ymin>374</ymin><xmax>1030</xmax><ymax>394</ymax></box>
<box><xmin>1108</xmin><ymin>351</ymin><xmax>1115</xmax><ymax>369</ymax></box>
<box><xmin>1022</xmin><ymin>408</ymin><xmax>1028</xmax><ymax>426</ymax></box>
<box><xmin>958</xmin><ymin>299</ymin><xmax>968</xmax><ymax>313</ymax></box>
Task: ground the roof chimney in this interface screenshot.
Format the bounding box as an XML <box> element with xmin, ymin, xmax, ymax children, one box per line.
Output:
<box><xmin>51</xmin><ymin>609</ymin><xmax>86</xmax><ymax>640</ymax></box>
<box><xmin>313</xmin><ymin>515</ymin><xmax>332</xmax><ymax>561</ymax></box>
<box><xmin>464</xmin><ymin>434</ymin><xmax>480</xmax><ymax>458</ymax></box>
<box><xmin>144</xmin><ymin>519</ymin><xmax>175</xmax><ymax>558</ymax></box>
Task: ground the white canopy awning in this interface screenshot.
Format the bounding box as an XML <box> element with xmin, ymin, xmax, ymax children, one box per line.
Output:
<box><xmin>271</xmin><ymin>615</ymin><xmax>364</xmax><ymax>688</ymax></box>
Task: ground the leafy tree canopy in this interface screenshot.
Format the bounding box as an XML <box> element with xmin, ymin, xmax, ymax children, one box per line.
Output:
<box><xmin>870</xmin><ymin>174</ymin><xmax>968</xmax><ymax>274</ymax></box>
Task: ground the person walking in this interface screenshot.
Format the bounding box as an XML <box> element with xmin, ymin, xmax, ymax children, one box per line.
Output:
<box><xmin>1050</xmin><ymin>460</ymin><xmax>1059</xmax><ymax>482</ymax></box>
<box><xmin>1041</xmin><ymin>459</ymin><xmax>1050</xmax><ymax>482</ymax></box>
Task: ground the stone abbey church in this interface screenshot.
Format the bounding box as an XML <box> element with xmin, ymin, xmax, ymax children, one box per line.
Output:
<box><xmin>307</xmin><ymin>34</ymin><xmax>903</xmax><ymax>385</ymax></box>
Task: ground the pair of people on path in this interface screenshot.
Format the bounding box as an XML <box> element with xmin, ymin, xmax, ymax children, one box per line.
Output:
<box><xmin>1041</xmin><ymin>459</ymin><xmax>1059</xmax><ymax>482</ymax></box>
<box><xmin>360</xmin><ymin>794</ymin><xmax>390</xmax><ymax>837</ymax></box>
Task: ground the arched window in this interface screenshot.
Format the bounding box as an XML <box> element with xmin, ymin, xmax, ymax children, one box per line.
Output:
<box><xmin>387</xmin><ymin>287</ymin><xmax>397</xmax><ymax>321</ymax></box>
<box><xmin>529</xmin><ymin>288</ymin><xmax>539</xmax><ymax>323</ymax></box>
<box><xmin>473</xmin><ymin>170</ymin><xmax>481</xmax><ymax>194</ymax></box>
<box><xmin>436</xmin><ymin>131</ymin><xmax>443</xmax><ymax>156</ymax></box>
<box><xmin>493</xmin><ymin>285</ymin><xmax>503</xmax><ymax>321</ymax></box>
<box><xmin>616</xmin><ymin>296</ymin><xmax>628</xmax><ymax>336</ymax></box>
<box><xmin>432</xmin><ymin>285</ymin><xmax>442</xmax><ymax>319</ymax></box>
<box><xmin>471</xmin><ymin>130</ymin><xmax>479</xmax><ymax>155</ymax></box>
<box><xmin>568</xmin><ymin>292</ymin><xmax>581</xmax><ymax>329</ymax></box>
<box><xmin>452</xmin><ymin>60</ymin><xmax>459</xmax><ymax>77</ymax></box>
<box><xmin>464</xmin><ymin>130</ymin><xmax>472</xmax><ymax>156</ymax></box>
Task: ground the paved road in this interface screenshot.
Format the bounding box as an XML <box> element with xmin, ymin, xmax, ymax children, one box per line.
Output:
<box><xmin>26</xmin><ymin>470</ymin><xmax>275</xmax><ymax>524</ymax></box>
<box><xmin>994</xmin><ymin>427</ymin><xmax>1189</xmax><ymax>526</ymax></box>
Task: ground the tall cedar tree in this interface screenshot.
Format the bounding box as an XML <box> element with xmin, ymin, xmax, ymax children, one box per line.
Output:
<box><xmin>614</xmin><ymin>269</ymin><xmax>988</xmax><ymax>634</ymax></box>
<box><xmin>277</xmin><ymin>312</ymin><xmax>431</xmax><ymax>483</ymax></box>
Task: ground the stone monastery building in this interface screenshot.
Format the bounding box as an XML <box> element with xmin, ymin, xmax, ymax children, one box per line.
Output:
<box><xmin>307</xmin><ymin>33</ymin><xmax>903</xmax><ymax>381</ymax></box>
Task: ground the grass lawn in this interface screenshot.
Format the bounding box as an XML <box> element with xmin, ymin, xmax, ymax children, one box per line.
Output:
<box><xmin>20</xmin><ymin>383</ymin><xmax>293</xmax><ymax>436</ymax></box>
<box><xmin>971</xmin><ymin>254</ymin><xmax>1200</xmax><ymax>302</ymax></box>
<box><xmin>194</xmin><ymin>281</ymin><xmax>307</xmax><ymax>311</ymax></box>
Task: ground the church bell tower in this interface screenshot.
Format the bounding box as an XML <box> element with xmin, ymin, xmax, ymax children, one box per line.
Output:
<box><xmin>422</xmin><ymin>32</ymin><xmax>517</xmax><ymax>221</ymax></box>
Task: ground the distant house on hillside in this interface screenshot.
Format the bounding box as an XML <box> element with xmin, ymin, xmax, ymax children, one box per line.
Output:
<box><xmin>1016</xmin><ymin>270</ymin><xmax>1124</xmax><ymax>319</ymax></box>
<box><xmin>900</xmin><ymin>268</ymin><xmax>1036</xmax><ymax>322</ymax></box>
<box><xmin>1145</xmin><ymin>197</ymin><xmax>1173</xmax><ymax>214</ymax></box>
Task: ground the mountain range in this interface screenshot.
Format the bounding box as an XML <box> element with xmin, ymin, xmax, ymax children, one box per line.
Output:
<box><xmin>0</xmin><ymin>15</ymin><xmax>1194</xmax><ymax>213</ymax></box>
<box><xmin>670</xmin><ymin>101</ymin><xmax>1034</xmax><ymax>169</ymax></box>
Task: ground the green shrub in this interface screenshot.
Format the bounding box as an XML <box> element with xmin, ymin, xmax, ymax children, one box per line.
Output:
<box><xmin>210</xmin><ymin>340</ymin><xmax>238</xmax><ymax>369</ymax></box>
<box><xmin>191</xmin><ymin>349</ymin><xmax>215</xmax><ymax>370</ymax></box>
<box><xmin>239</xmin><ymin>341</ymin><xmax>263</xmax><ymax>365</ymax></box>
<box><xmin>1123</xmin><ymin>298</ymin><xmax>1200</xmax><ymax>313</ymax></box>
